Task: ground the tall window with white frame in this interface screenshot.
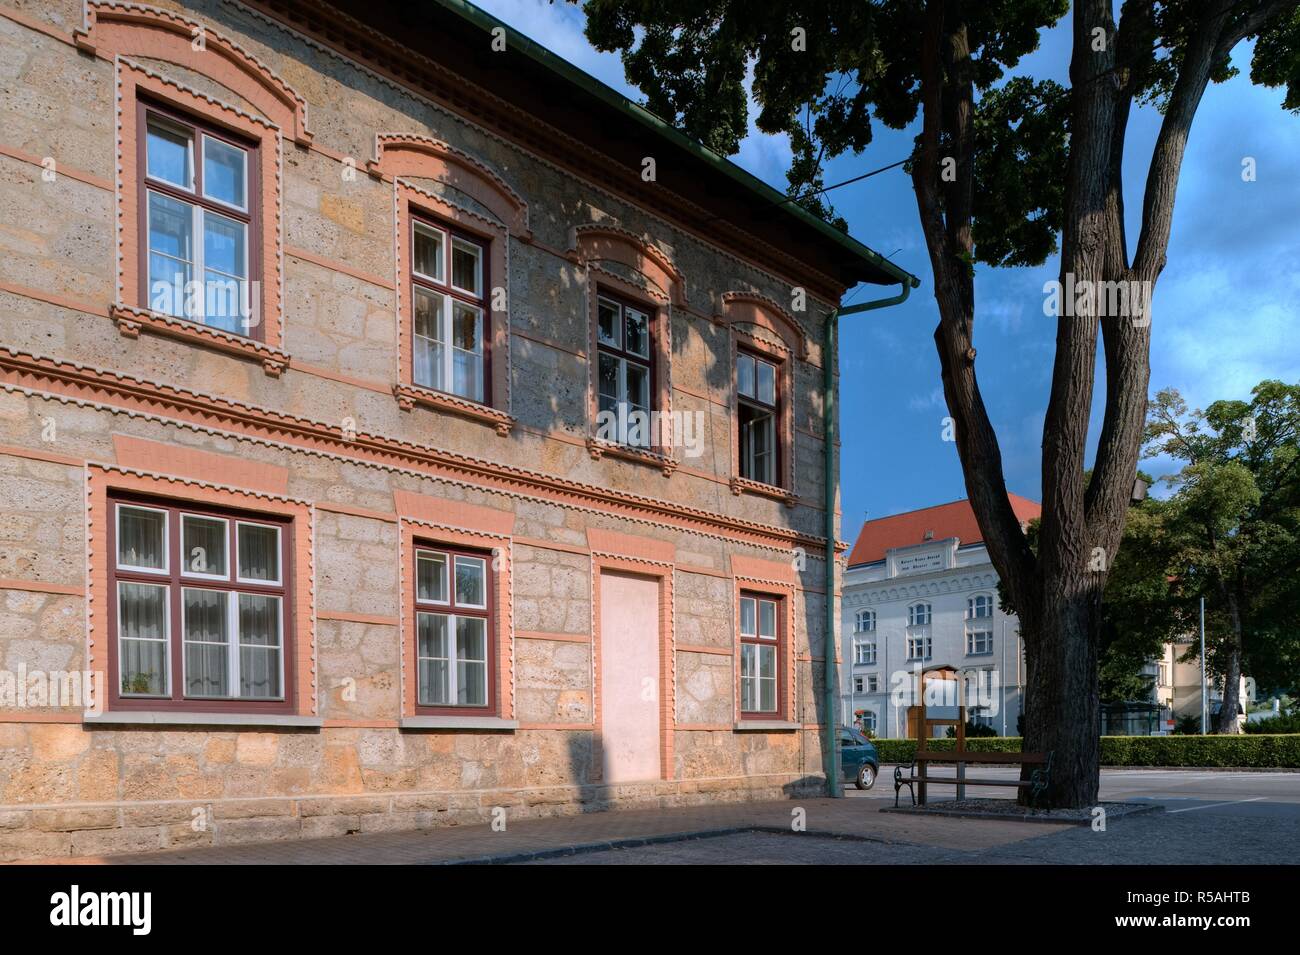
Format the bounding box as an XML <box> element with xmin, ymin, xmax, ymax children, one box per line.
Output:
<box><xmin>141</xmin><ymin>102</ymin><xmax>255</xmax><ymax>334</ymax></box>
<box><xmin>906</xmin><ymin>601</ymin><xmax>932</xmax><ymax>661</ymax></box>
<box><xmin>596</xmin><ymin>293</ymin><xmax>654</xmax><ymax>447</ymax></box>
<box><xmin>966</xmin><ymin>593</ymin><xmax>994</xmax><ymax>655</ymax></box>
<box><xmin>414</xmin><ymin>545</ymin><xmax>493</xmax><ymax>712</ymax></box>
<box><xmin>855</xmin><ymin>607</ymin><xmax>875</xmax><ymax>634</ymax></box>
<box><xmin>737</xmin><ymin>349</ymin><xmax>779</xmax><ymax>485</ymax></box>
<box><xmin>111</xmin><ymin>497</ymin><xmax>289</xmax><ymax>710</ymax></box>
<box><xmin>739</xmin><ymin>592</ymin><xmax>782</xmax><ymax>718</ymax></box>
<box><xmin>854</xmin><ymin>638</ymin><xmax>876</xmax><ymax>666</ymax></box>
<box><xmin>410</xmin><ymin>216</ymin><xmax>488</xmax><ymax>403</ymax></box>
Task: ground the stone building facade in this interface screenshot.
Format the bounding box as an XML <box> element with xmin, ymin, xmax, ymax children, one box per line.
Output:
<box><xmin>0</xmin><ymin>0</ymin><xmax>913</xmax><ymax>859</ymax></box>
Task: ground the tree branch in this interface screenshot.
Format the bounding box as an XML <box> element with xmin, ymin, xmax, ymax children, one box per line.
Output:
<box><xmin>914</xmin><ymin>0</ymin><xmax>1038</xmax><ymax>620</ymax></box>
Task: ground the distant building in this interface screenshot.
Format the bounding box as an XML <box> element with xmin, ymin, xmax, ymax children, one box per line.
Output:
<box><xmin>1149</xmin><ymin>641</ymin><xmax>1253</xmax><ymax>731</ymax></box>
<box><xmin>840</xmin><ymin>496</ymin><xmax>1041</xmax><ymax>738</ymax></box>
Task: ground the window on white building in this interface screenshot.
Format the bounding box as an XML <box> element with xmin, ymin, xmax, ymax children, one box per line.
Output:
<box><xmin>967</xmin><ymin>594</ymin><xmax>994</xmax><ymax>619</ymax></box>
<box><xmin>906</xmin><ymin>634</ymin><xmax>931</xmax><ymax>661</ymax></box>
<box><xmin>965</xmin><ymin>593</ymin><xmax>994</xmax><ymax>655</ymax></box>
<box><xmin>866</xmin><ymin>674</ymin><xmax>879</xmax><ymax>693</ymax></box>
<box><xmin>854</xmin><ymin>676</ymin><xmax>864</xmax><ymax>693</ymax></box>
<box><xmin>855</xmin><ymin>608</ymin><xmax>875</xmax><ymax>633</ymax></box>
<box><xmin>861</xmin><ymin>710</ymin><xmax>877</xmax><ymax>733</ymax></box>
<box><xmin>908</xmin><ymin>603</ymin><xmax>931</xmax><ymax>627</ymax></box>
<box><xmin>854</xmin><ymin>640</ymin><xmax>876</xmax><ymax>665</ymax></box>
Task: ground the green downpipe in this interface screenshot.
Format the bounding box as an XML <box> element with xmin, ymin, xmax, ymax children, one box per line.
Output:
<box><xmin>823</xmin><ymin>279</ymin><xmax>915</xmax><ymax>797</ymax></box>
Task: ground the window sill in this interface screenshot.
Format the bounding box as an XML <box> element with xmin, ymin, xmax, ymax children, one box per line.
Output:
<box><xmin>393</xmin><ymin>383</ymin><xmax>515</xmax><ymax>435</ymax></box>
<box><xmin>399</xmin><ymin>715</ymin><xmax>519</xmax><ymax>731</ymax></box>
<box><xmin>586</xmin><ymin>437</ymin><xmax>677</xmax><ymax>476</ymax></box>
<box><xmin>733</xmin><ymin>720</ymin><xmax>801</xmax><ymax>732</ymax></box>
<box><xmin>729</xmin><ymin>476</ymin><xmax>797</xmax><ymax>507</ymax></box>
<box><xmin>84</xmin><ymin>711</ymin><xmax>322</xmax><ymax>729</ymax></box>
<box><xmin>109</xmin><ymin>303</ymin><xmax>288</xmax><ymax>376</ymax></box>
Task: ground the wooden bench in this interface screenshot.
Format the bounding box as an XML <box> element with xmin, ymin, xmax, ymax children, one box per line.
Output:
<box><xmin>893</xmin><ymin>750</ymin><xmax>1053</xmax><ymax>807</ymax></box>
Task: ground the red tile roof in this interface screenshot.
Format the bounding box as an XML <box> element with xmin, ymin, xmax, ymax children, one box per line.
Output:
<box><xmin>847</xmin><ymin>494</ymin><xmax>1041</xmax><ymax>566</ymax></box>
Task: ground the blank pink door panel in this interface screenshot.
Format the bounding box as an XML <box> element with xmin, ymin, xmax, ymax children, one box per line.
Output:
<box><xmin>599</xmin><ymin>571</ymin><xmax>661</xmax><ymax>782</ymax></box>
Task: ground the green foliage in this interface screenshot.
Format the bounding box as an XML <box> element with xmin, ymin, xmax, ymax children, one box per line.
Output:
<box><xmin>1107</xmin><ymin>381</ymin><xmax>1300</xmax><ymax>698</ymax></box>
<box><xmin>944</xmin><ymin>720</ymin><xmax>1000</xmax><ymax>739</ymax></box>
<box><xmin>1244</xmin><ymin>710</ymin><xmax>1300</xmax><ymax>734</ymax></box>
<box><xmin>874</xmin><ymin>736</ymin><xmax>1023</xmax><ymax>763</ymax></box>
<box><xmin>577</xmin><ymin>0</ymin><xmax>1295</xmax><ymax>257</ymax></box>
<box><xmin>1174</xmin><ymin>715</ymin><xmax>1201</xmax><ymax>735</ymax></box>
<box><xmin>874</xmin><ymin>734</ymin><xmax>1300</xmax><ymax>767</ymax></box>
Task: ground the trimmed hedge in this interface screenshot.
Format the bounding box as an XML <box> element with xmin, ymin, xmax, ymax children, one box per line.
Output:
<box><xmin>872</xmin><ymin>734</ymin><xmax>1300</xmax><ymax>768</ymax></box>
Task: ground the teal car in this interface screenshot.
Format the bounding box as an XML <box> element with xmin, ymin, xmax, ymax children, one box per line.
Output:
<box><xmin>839</xmin><ymin>726</ymin><xmax>879</xmax><ymax>790</ymax></box>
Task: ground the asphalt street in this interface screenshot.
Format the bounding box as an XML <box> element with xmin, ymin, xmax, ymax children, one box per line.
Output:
<box><xmin>525</xmin><ymin>769</ymin><xmax>1300</xmax><ymax>864</ymax></box>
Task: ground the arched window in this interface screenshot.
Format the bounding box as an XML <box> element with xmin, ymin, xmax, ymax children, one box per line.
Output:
<box><xmin>908</xmin><ymin>602</ymin><xmax>931</xmax><ymax>627</ymax></box>
<box><xmin>855</xmin><ymin>608</ymin><xmax>875</xmax><ymax>633</ymax></box>
<box><xmin>967</xmin><ymin>594</ymin><xmax>994</xmax><ymax>620</ymax></box>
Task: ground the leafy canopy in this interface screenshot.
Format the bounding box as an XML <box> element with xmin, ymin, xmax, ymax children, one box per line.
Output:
<box><xmin>580</xmin><ymin>0</ymin><xmax>1300</xmax><ymax>261</ymax></box>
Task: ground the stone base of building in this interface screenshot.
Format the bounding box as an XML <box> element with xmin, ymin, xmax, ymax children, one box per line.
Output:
<box><xmin>0</xmin><ymin>773</ymin><xmax>827</xmax><ymax>862</ymax></box>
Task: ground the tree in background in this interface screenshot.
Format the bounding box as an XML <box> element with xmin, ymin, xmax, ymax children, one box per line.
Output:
<box><xmin>579</xmin><ymin>0</ymin><xmax>1300</xmax><ymax>804</ymax></box>
<box><xmin>1130</xmin><ymin>382</ymin><xmax>1300</xmax><ymax>731</ymax></box>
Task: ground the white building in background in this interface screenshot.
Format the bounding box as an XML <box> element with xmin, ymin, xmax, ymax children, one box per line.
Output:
<box><xmin>840</xmin><ymin>495</ymin><xmax>1041</xmax><ymax>738</ymax></box>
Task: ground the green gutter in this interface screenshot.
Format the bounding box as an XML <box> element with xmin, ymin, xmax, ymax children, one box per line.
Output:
<box><xmin>436</xmin><ymin>0</ymin><xmax>918</xmax><ymax>289</ymax></box>
<box><xmin>823</xmin><ymin>278</ymin><xmax>917</xmax><ymax>796</ymax></box>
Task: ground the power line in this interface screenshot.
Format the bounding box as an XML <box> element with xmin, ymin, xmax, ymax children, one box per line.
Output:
<box><xmin>780</xmin><ymin>157</ymin><xmax>909</xmax><ymax>207</ymax></box>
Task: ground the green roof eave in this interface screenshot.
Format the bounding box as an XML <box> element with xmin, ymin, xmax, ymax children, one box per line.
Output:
<box><xmin>435</xmin><ymin>0</ymin><xmax>920</xmax><ymax>291</ymax></box>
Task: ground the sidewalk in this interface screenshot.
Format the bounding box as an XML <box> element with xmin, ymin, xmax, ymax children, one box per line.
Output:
<box><xmin>48</xmin><ymin>797</ymin><xmax>1067</xmax><ymax>865</ymax></box>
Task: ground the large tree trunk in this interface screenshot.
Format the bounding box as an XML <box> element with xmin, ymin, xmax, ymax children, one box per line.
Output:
<box><xmin>1020</xmin><ymin>575</ymin><xmax>1103</xmax><ymax>805</ymax></box>
<box><xmin>908</xmin><ymin>0</ymin><xmax>1239</xmax><ymax>808</ymax></box>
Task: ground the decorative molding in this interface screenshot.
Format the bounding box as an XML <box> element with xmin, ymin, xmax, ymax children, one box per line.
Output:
<box><xmin>369</xmin><ymin>133</ymin><xmax>530</xmax><ymax>240</ymax></box>
<box><xmin>393</xmin><ymin>383</ymin><xmax>515</xmax><ymax>436</ymax></box>
<box><xmin>78</xmin><ymin>1</ymin><xmax>312</xmax><ymax>145</ymax></box>
<box><xmin>1</xmin><ymin>347</ymin><xmax>828</xmax><ymax>553</ymax></box>
<box><xmin>585</xmin><ymin>437</ymin><xmax>677</xmax><ymax>477</ymax></box>
<box><xmin>730</xmin><ymin>475</ymin><xmax>798</xmax><ymax>508</ymax></box>
<box><xmin>112</xmin><ymin>433</ymin><xmax>290</xmax><ymax>494</ymax></box>
<box><xmin>108</xmin><ymin>304</ymin><xmax>288</xmax><ymax>376</ymax></box>
<box><xmin>570</xmin><ymin>224</ymin><xmax>685</xmax><ymax>306</ymax></box>
<box><xmin>393</xmin><ymin>488</ymin><xmax>516</xmax><ymax>538</ymax></box>
<box><xmin>228</xmin><ymin>0</ymin><xmax>849</xmax><ymax>305</ymax></box>
<box><xmin>719</xmin><ymin>291</ymin><xmax>808</xmax><ymax>360</ymax></box>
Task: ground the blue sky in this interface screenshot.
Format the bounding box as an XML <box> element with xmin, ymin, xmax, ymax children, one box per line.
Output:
<box><xmin>476</xmin><ymin>0</ymin><xmax>1300</xmax><ymax>536</ymax></box>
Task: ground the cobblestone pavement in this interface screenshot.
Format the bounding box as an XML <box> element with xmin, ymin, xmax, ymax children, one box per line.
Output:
<box><xmin>45</xmin><ymin>769</ymin><xmax>1299</xmax><ymax>865</ymax></box>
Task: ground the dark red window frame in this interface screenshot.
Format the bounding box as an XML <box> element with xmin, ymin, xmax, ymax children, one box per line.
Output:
<box><xmin>411</xmin><ymin>540</ymin><xmax>497</xmax><ymax>716</ymax></box>
<box><xmin>739</xmin><ymin>589</ymin><xmax>785</xmax><ymax>721</ymax></box>
<box><xmin>106</xmin><ymin>492</ymin><xmax>295</xmax><ymax>714</ymax></box>
<box><xmin>135</xmin><ymin>96</ymin><xmax>263</xmax><ymax>341</ymax></box>
<box><xmin>736</xmin><ymin>346</ymin><xmax>782</xmax><ymax>486</ymax></box>
<box><xmin>408</xmin><ymin>210</ymin><xmax>492</xmax><ymax>405</ymax></box>
<box><xmin>595</xmin><ymin>288</ymin><xmax>659</xmax><ymax>448</ymax></box>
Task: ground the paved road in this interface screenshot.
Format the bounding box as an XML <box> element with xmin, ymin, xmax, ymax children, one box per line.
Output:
<box><xmin>526</xmin><ymin>769</ymin><xmax>1300</xmax><ymax>865</ymax></box>
<box><xmin>67</xmin><ymin>768</ymin><xmax>1299</xmax><ymax>865</ymax></box>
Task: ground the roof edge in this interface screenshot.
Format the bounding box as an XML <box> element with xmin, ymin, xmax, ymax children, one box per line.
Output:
<box><xmin>437</xmin><ymin>0</ymin><xmax>919</xmax><ymax>290</ymax></box>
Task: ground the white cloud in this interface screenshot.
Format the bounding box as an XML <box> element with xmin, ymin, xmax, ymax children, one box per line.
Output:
<box><xmin>908</xmin><ymin>386</ymin><xmax>945</xmax><ymax>411</ymax></box>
